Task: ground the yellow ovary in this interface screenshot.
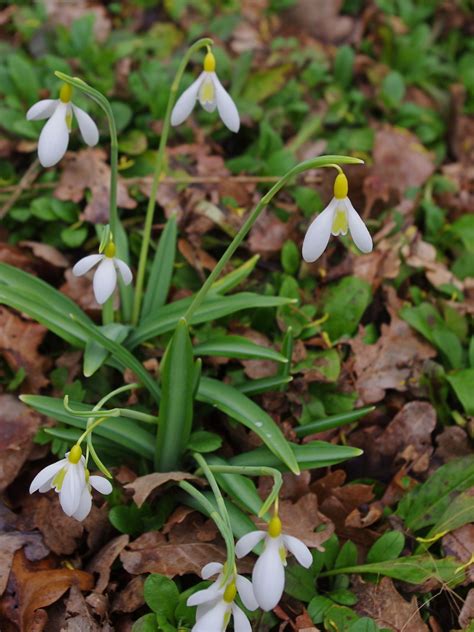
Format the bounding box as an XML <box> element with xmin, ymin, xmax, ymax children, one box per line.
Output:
<box><xmin>203</xmin><ymin>51</ymin><xmax>216</xmax><ymax>72</ymax></box>
<box><xmin>268</xmin><ymin>514</ymin><xmax>282</xmax><ymax>538</ymax></box>
<box><xmin>59</xmin><ymin>83</ymin><xmax>73</xmax><ymax>103</ymax></box>
<box><xmin>69</xmin><ymin>444</ymin><xmax>82</xmax><ymax>463</ymax></box>
<box><xmin>104</xmin><ymin>242</ymin><xmax>116</xmax><ymax>258</ymax></box>
<box><xmin>331</xmin><ymin>206</ymin><xmax>348</xmax><ymax>235</ymax></box>
<box><xmin>333</xmin><ymin>172</ymin><xmax>348</xmax><ymax>199</ymax></box>
<box><xmin>199</xmin><ymin>77</ymin><xmax>215</xmax><ymax>105</ymax></box>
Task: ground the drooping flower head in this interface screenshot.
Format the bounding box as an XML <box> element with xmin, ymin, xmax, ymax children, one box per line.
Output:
<box><xmin>302</xmin><ymin>171</ymin><xmax>373</xmax><ymax>262</ymax></box>
<box><xmin>72</xmin><ymin>239</ymin><xmax>133</xmax><ymax>305</ymax></box>
<box><xmin>29</xmin><ymin>444</ymin><xmax>112</xmax><ymax>521</ymax></box>
<box><xmin>26</xmin><ymin>83</ymin><xmax>99</xmax><ymax>168</ymax></box>
<box><xmin>187</xmin><ymin>562</ymin><xmax>257</xmax><ymax>632</ymax></box>
<box><xmin>171</xmin><ymin>49</ymin><xmax>240</xmax><ymax>133</ymax></box>
<box><xmin>235</xmin><ymin>514</ymin><xmax>312</xmax><ymax>611</ymax></box>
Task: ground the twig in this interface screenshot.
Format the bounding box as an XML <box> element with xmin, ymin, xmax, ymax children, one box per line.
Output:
<box><xmin>0</xmin><ymin>158</ymin><xmax>41</xmax><ymax>218</ymax></box>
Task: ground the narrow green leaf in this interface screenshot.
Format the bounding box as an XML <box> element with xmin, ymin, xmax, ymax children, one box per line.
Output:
<box><xmin>0</xmin><ymin>285</ymin><xmax>87</xmax><ymax>347</ymax></box>
<box><xmin>21</xmin><ymin>395</ymin><xmax>154</xmax><ymax>459</ymax></box>
<box><xmin>210</xmin><ymin>255</ymin><xmax>260</xmax><ymax>295</ymax></box>
<box><xmin>229</xmin><ymin>440</ymin><xmax>362</xmax><ymax>471</ymax></box>
<box><xmin>193</xmin><ymin>335</ymin><xmax>287</xmax><ymax>362</ymax></box>
<box><xmin>197</xmin><ymin>376</ymin><xmax>300</xmax><ymax>474</ymax></box>
<box><xmin>418</xmin><ymin>488</ymin><xmax>474</xmax><ymax>550</ymax></box>
<box><xmin>141</xmin><ymin>215</ymin><xmax>177</xmax><ymax>322</ymax></box>
<box><xmin>72</xmin><ymin>315</ymin><xmax>161</xmax><ymax>404</ymax></box>
<box><xmin>295</xmin><ymin>406</ymin><xmax>375</xmax><ymax>437</ymax></box>
<box><xmin>155</xmin><ymin>319</ymin><xmax>195</xmax><ymax>471</ymax></box>
<box><xmin>237</xmin><ymin>375</ymin><xmax>292</xmax><ymax>396</ymax></box>
<box><xmin>207</xmin><ymin>456</ymin><xmax>264</xmax><ymax>517</ymax></box>
<box><xmin>128</xmin><ymin>293</ymin><xmax>294</xmax><ymax>347</ymax></box>
<box><xmin>447</xmin><ymin>369</ymin><xmax>474</xmax><ymax>414</ymax></box>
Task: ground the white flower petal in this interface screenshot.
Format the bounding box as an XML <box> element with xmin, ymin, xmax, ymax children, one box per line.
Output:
<box><xmin>231</xmin><ymin>603</ymin><xmax>252</xmax><ymax>632</ymax></box>
<box><xmin>71</xmin><ymin>485</ymin><xmax>92</xmax><ymax>521</ymax></box>
<box><xmin>29</xmin><ymin>459</ymin><xmax>66</xmax><ymax>494</ymax></box>
<box><xmin>114</xmin><ymin>258</ymin><xmax>133</xmax><ymax>285</ymax></box>
<box><xmin>72</xmin><ymin>253</ymin><xmax>103</xmax><ymax>277</ymax></box>
<box><xmin>252</xmin><ymin>537</ymin><xmax>285</xmax><ymax>611</ymax></box>
<box><xmin>93</xmin><ymin>257</ymin><xmax>117</xmax><ymax>304</ymax></box>
<box><xmin>345</xmin><ymin>198</ymin><xmax>373</xmax><ymax>253</ymax></box>
<box><xmin>37</xmin><ymin>101</ymin><xmax>69</xmax><ymax>167</ymax></box>
<box><xmin>171</xmin><ymin>74</ymin><xmax>204</xmax><ymax>127</ymax></box>
<box><xmin>26</xmin><ymin>99</ymin><xmax>58</xmax><ymax>121</ymax></box>
<box><xmin>191</xmin><ymin>599</ymin><xmax>229</xmax><ymax>632</ymax></box>
<box><xmin>235</xmin><ymin>574</ymin><xmax>258</xmax><ymax>611</ymax></box>
<box><xmin>89</xmin><ymin>475</ymin><xmax>113</xmax><ymax>495</ymax></box>
<box><xmin>212</xmin><ymin>73</ymin><xmax>240</xmax><ymax>133</ymax></box>
<box><xmin>72</xmin><ymin>104</ymin><xmax>99</xmax><ymax>146</ymax></box>
<box><xmin>301</xmin><ymin>198</ymin><xmax>338</xmax><ymax>263</ymax></box>
<box><xmin>196</xmin><ymin>600</ymin><xmax>218</xmax><ymax>621</ymax></box>
<box><xmin>201</xmin><ymin>562</ymin><xmax>223</xmax><ymax>580</ymax></box>
<box><xmin>59</xmin><ymin>462</ymin><xmax>85</xmax><ymax>516</ymax></box>
<box><xmin>187</xmin><ymin>582</ymin><xmax>222</xmax><ymax>607</ymax></box>
<box><xmin>283</xmin><ymin>535</ymin><xmax>313</xmax><ymax>568</ymax></box>
<box><xmin>235</xmin><ymin>530</ymin><xmax>266</xmax><ymax>558</ymax></box>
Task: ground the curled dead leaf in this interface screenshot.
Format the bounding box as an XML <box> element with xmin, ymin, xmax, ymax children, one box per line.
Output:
<box><xmin>124</xmin><ymin>472</ymin><xmax>201</xmax><ymax>508</ymax></box>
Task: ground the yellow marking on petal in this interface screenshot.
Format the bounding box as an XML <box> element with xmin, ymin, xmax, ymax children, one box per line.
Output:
<box><xmin>331</xmin><ymin>207</ymin><xmax>348</xmax><ymax>235</ymax></box>
<box><xmin>69</xmin><ymin>444</ymin><xmax>82</xmax><ymax>464</ymax></box>
<box><xmin>104</xmin><ymin>242</ymin><xmax>116</xmax><ymax>258</ymax></box>
<box><xmin>333</xmin><ymin>173</ymin><xmax>348</xmax><ymax>199</ymax></box>
<box><xmin>223</xmin><ymin>581</ymin><xmax>236</xmax><ymax>603</ymax></box>
<box><xmin>204</xmin><ymin>51</ymin><xmax>216</xmax><ymax>72</ymax></box>
<box><xmin>66</xmin><ymin>111</ymin><xmax>73</xmax><ymax>132</ymax></box>
<box><xmin>199</xmin><ymin>77</ymin><xmax>215</xmax><ymax>104</ymax></box>
<box><xmin>279</xmin><ymin>545</ymin><xmax>287</xmax><ymax>563</ymax></box>
<box><xmin>59</xmin><ymin>83</ymin><xmax>73</xmax><ymax>103</ymax></box>
<box><xmin>223</xmin><ymin>610</ymin><xmax>232</xmax><ymax>627</ymax></box>
<box><xmin>52</xmin><ymin>467</ymin><xmax>66</xmax><ymax>490</ymax></box>
<box><xmin>268</xmin><ymin>514</ymin><xmax>282</xmax><ymax>538</ymax></box>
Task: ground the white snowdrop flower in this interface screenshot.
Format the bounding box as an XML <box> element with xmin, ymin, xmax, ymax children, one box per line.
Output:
<box><xmin>72</xmin><ymin>241</ymin><xmax>133</xmax><ymax>305</ymax></box>
<box><xmin>187</xmin><ymin>562</ymin><xmax>257</xmax><ymax>632</ymax></box>
<box><xmin>26</xmin><ymin>83</ymin><xmax>99</xmax><ymax>168</ymax></box>
<box><xmin>302</xmin><ymin>172</ymin><xmax>373</xmax><ymax>262</ymax></box>
<box><xmin>29</xmin><ymin>445</ymin><xmax>112</xmax><ymax>521</ymax></box>
<box><xmin>171</xmin><ymin>50</ymin><xmax>240</xmax><ymax>133</ymax></box>
<box><xmin>235</xmin><ymin>515</ymin><xmax>313</xmax><ymax>611</ymax></box>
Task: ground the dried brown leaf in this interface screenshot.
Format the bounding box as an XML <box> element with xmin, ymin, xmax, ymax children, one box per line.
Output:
<box><xmin>87</xmin><ymin>534</ymin><xmax>129</xmax><ymax>593</ymax></box>
<box><xmin>0</xmin><ymin>308</ymin><xmax>52</xmax><ymax>392</ymax></box>
<box><xmin>55</xmin><ymin>148</ymin><xmax>136</xmax><ymax>224</ymax></box>
<box><xmin>0</xmin><ymin>395</ymin><xmax>41</xmax><ymax>491</ymax></box>
<box><xmin>124</xmin><ymin>472</ymin><xmax>201</xmax><ymax>508</ymax></box>
<box><xmin>352</xmin><ymin>576</ymin><xmax>429</xmax><ymax>632</ymax></box>
<box><xmin>0</xmin><ymin>533</ymin><xmax>48</xmax><ymax>596</ymax></box>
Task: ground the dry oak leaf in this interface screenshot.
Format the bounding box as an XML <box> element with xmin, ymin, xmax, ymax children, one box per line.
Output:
<box><xmin>120</xmin><ymin>530</ymin><xmax>231</xmax><ymax>578</ymax></box>
<box><xmin>0</xmin><ymin>395</ymin><xmax>41</xmax><ymax>492</ymax></box>
<box><xmin>350</xmin><ymin>296</ymin><xmax>436</xmax><ymax>404</ymax></box>
<box><xmin>87</xmin><ymin>534</ymin><xmax>129</xmax><ymax>594</ymax></box>
<box><xmin>60</xmin><ymin>584</ymin><xmax>109</xmax><ymax>632</ymax></box>
<box><xmin>442</xmin><ymin>524</ymin><xmax>474</xmax><ymax>584</ymax></box>
<box><xmin>9</xmin><ymin>549</ymin><xmax>93</xmax><ymax>632</ymax></box>
<box><xmin>124</xmin><ymin>472</ymin><xmax>201</xmax><ymax>508</ymax></box>
<box><xmin>0</xmin><ymin>533</ymin><xmax>48</xmax><ymax>596</ymax></box>
<box><xmin>0</xmin><ymin>307</ymin><xmax>52</xmax><ymax>393</ymax></box>
<box><xmin>352</xmin><ymin>576</ymin><xmax>429</xmax><ymax>632</ymax></box>
<box><xmin>111</xmin><ymin>575</ymin><xmax>146</xmax><ymax>614</ymax></box>
<box><xmin>371</xmin><ymin>125</ymin><xmax>436</xmax><ymax>200</ymax></box>
<box><xmin>248</xmin><ymin>209</ymin><xmax>292</xmax><ymax>258</ymax></box>
<box><xmin>284</xmin><ymin>0</ymin><xmax>357</xmax><ymax>44</ymax></box>
<box><xmin>55</xmin><ymin>148</ymin><xmax>136</xmax><ymax>224</ymax></box>
<box><xmin>459</xmin><ymin>588</ymin><xmax>474</xmax><ymax>629</ymax></box>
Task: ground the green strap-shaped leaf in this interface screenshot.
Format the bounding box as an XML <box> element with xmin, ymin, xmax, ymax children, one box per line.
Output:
<box><xmin>155</xmin><ymin>319</ymin><xmax>196</xmax><ymax>471</ymax></box>
<box><xmin>197</xmin><ymin>376</ymin><xmax>300</xmax><ymax>474</ymax></box>
<box><xmin>209</xmin><ymin>255</ymin><xmax>260</xmax><ymax>295</ymax></box>
<box><xmin>0</xmin><ymin>285</ymin><xmax>88</xmax><ymax>347</ymax></box>
<box><xmin>294</xmin><ymin>406</ymin><xmax>375</xmax><ymax>437</ymax></box>
<box><xmin>83</xmin><ymin>323</ymin><xmax>130</xmax><ymax>377</ymax></box>
<box><xmin>229</xmin><ymin>440</ymin><xmax>362</xmax><ymax>471</ymax></box>
<box><xmin>237</xmin><ymin>375</ymin><xmax>292</xmax><ymax>396</ymax></box>
<box><xmin>193</xmin><ymin>335</ymin><xmax>288</xmax><ymax>362</ymax></box>
<box><xmin>21</xmin><ymin>395</ymin><xmax>154</xmax><ymax>459</ymax></box>
<box><xmin>128</xmin><ymin>293</ymin><xmax>294</xmax><ymax>347</ymax></box>
<box><xmin>141</xmin><ymin>215</ymin><xmax>177</xmax><ymax>322</ymax></box>
<box><xmin>72</xmin><ymin>316</ymin><xmax>162</xmax><ymax>404</ymax></box>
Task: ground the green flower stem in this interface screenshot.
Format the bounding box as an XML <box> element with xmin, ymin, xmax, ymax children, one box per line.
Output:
<box><xmin>131</xmin><ymin>37</ymin><xmax>213</xmax><ymax>325</ymax></box>
<box><xmin>180</xmin><ymin>480</ymin><xmax>235</xmax><ymax>582</ymax></box>
<box><xmin>102</xmin><ymin>297</ymin><xmax>114</xmax><ymax>325</ymax></box>
<box><xmin>202</xmin><ymin>464</ymin><xmax>282</xmax><ymax>517</ymax></box>
<box><xmin>193</xmin><ymin>453</ymin><xmax>233</xmax><ymax>534</ymax></box>
<box><xmin>183</xmin><ymin>155</ymin><xmax>363</xmax><ymax>323</ymax></box>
